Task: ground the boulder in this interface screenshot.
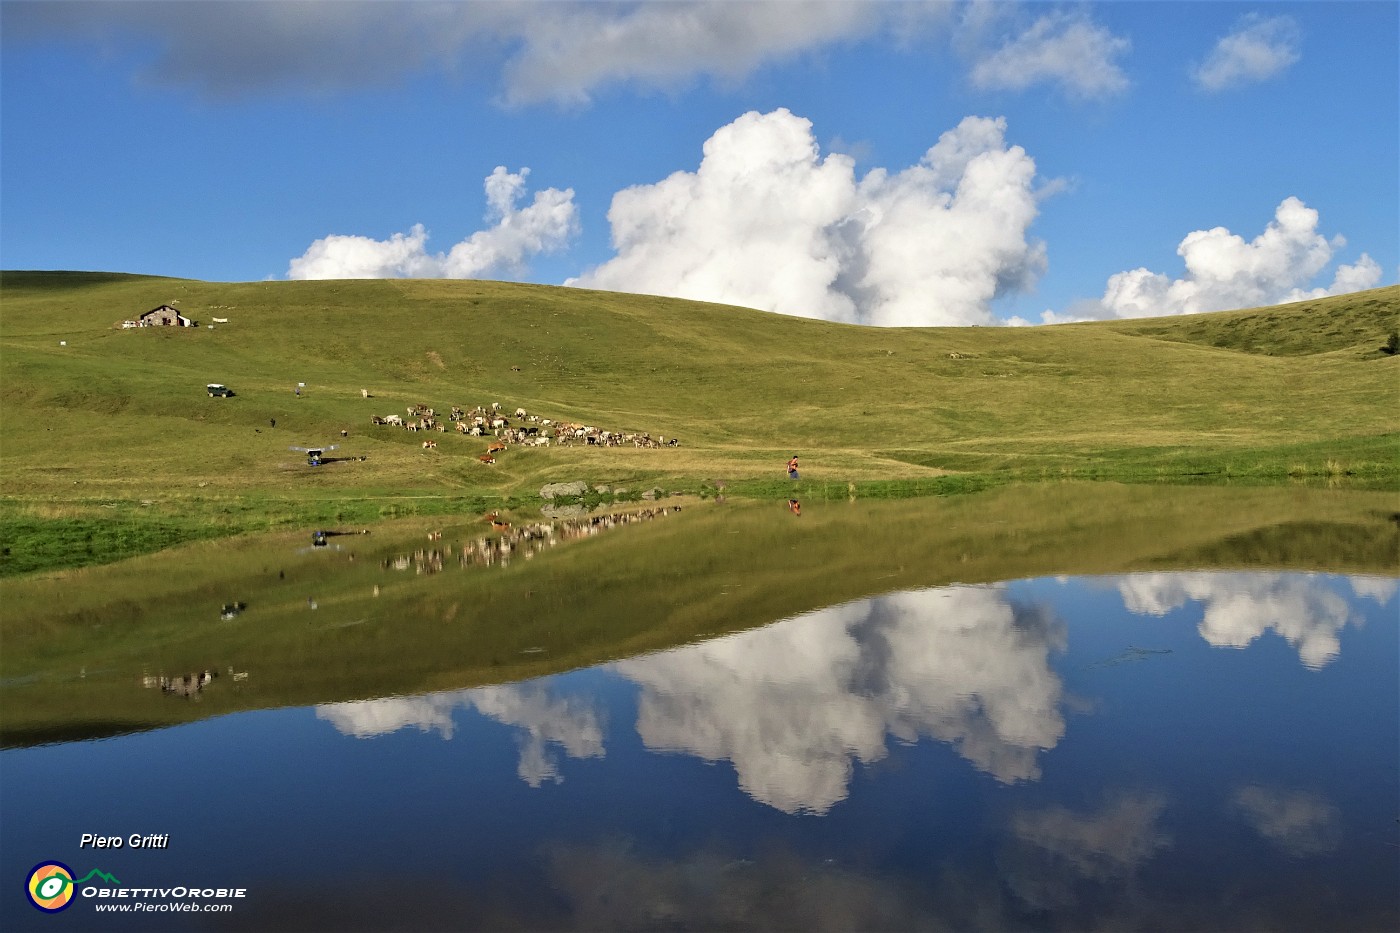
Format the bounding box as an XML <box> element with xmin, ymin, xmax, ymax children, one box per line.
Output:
<box><xmin>540</xmin><ymin>481</ymin><xmax>588</xmax><ymax>500</ymax></box>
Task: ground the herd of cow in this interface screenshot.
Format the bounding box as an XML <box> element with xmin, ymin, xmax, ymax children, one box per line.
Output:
<box><xmin>368</xmin><ymin>401</ymin><xmax>680</xmax><ymax>462</ymax></box>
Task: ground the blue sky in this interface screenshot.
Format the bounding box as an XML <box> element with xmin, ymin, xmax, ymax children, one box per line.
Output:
<box><xmin>2</xmin><ymin>1</ymin><xmax>1395</xmax><ymax>326</ymax></box>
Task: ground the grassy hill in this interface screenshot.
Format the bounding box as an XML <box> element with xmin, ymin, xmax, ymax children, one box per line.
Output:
<box><xmin>1</xmin><ymin>271</ymin><xmax>1397</xmax><ymax>573</ymax></box>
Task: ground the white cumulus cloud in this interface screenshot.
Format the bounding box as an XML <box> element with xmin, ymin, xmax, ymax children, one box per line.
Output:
<box><xmin>287</xmin><ymin>167</ymin><xmax>578</xmax><ymax>280</ymax></box>
<box><xmin>1192</xmin><ymin>14</ymin><xmax>1301</xmax><ymax>92</ymax></box>
<box><xmin>969</xmin><ymin>11</ymin><xmax>1131</xmax><ymax>99</ymax></box>
<box><xmin>570</xmin><ymin>109</ymin><xmax>1049</xmax><ymax>326</ymax></box>
<box><xmin>1071</xmin><ymin>197</ymin><xmax>1382</xmax><ymax>320</ymax></box>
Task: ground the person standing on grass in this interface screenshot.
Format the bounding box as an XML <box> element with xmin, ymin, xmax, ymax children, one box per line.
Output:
<box><xmin>788</xmin><ymin>455</ymin><xmax>800</xmax><ymax>480</ymax></box>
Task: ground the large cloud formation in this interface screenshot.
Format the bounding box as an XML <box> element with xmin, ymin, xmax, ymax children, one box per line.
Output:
<box><xmin>286</xmin><ymin>167</ymin><xmax>577</xmax><ymax>280</ymax></box>
<box><xmin>571</xmin><ymin>109</ymin><xmax>1049</xmax><ymax>326</ymax></box>
<box><xmin>1042</xmin><ymin>197</ymin><xmax>1381</xmax><ymax>323</ymax></box>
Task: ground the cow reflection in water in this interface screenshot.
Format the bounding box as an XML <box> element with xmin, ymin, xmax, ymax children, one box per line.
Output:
<box><xmin>381</xmin><ymin>507</ymin><xmax>683</xmax><ymax>573</ymax></box>
<box><xmin>142</xmin><ymin>670</ymin><xmax>218</xmax><ymax>699</ymax></box>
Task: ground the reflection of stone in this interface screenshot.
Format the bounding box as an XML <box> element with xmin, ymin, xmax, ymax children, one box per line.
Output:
<box><xmin>1232</xmin><ymin>785</ymin><xmax>1341</xmax><ymax>856</ymax></box>
<box><xmin>615</xmin><ymin>585</ymin><xmax>1066</xmax><ymax>814</ymax></box>
<box><xmin>315</xmin><ymin>683</ymin><xmax>604</xmax><ymax>787</ymax></box>
<box><xmin>1116</xmin><ymin>572</ymin><xmax>1366</xmax><ymax>669</ymax></box>
<box><xmin>540</xmin><ymin>503</ymin><xmax>588</xmax><ymax>519</ymax></box>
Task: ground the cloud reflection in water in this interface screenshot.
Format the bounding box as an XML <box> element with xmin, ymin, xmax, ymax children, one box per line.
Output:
<box><xmin>615</xmin><ymin>584</ymin><xmax>1068</xmax><ymax>813</ymax></box>
<box><xmin>317</xmin><ymin>682</ymin><xmax>605</xmax><ymax>787</ymax></box>
<box><xmin>1115</xmin><ymin>572</ymin><xmax>1393</xmax><ymax>669</ymax></box>
<box><xmin>314</xmin><ymin>573</ymin><xmax>1392</xmax><ymax>815</ymax></box>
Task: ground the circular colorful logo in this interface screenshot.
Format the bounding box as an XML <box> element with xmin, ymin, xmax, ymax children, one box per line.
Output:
<box><xmin>26</xmin><ymin>862</ymin><xmax>76</xmax><ymax>913</ymax></box>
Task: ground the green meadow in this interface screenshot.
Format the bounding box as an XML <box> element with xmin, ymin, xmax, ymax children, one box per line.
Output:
<box><xmin>1</xmin><ymin>271</ymin><xmax>1397</xmax><ymax>575</ymax></box>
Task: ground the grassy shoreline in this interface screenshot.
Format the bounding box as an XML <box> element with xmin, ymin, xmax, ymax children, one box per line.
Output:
<box><xmin>5</xmin><ymin>460</ymin><xmax>1395</xmax><ymax>577</ymax></box>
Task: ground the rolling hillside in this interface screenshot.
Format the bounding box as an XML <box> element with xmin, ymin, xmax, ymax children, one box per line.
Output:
<box><xmin>1</xmin><ymin>271</ymin><xmax>1396</xmax><ymax>572</ymax></box>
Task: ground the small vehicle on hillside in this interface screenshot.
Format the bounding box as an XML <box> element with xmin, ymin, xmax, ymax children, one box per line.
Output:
<box><xmin>290</xmin><ymin>444</ymin><xmax>337</xmax><ymax>466</ymax></box>
<box><xmin>207</xmin><ymin>383</ymin><xmax>235</xmax><ymax>397</ymax></box>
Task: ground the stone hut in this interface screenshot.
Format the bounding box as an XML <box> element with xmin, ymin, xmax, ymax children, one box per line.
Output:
<box><xmin>138</xmin><ymin>305</ymin><xmax>196</xmax><ymax>327</ymax></box>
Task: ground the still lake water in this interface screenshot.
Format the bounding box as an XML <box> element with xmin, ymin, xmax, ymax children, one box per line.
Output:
<box><xmin>2</xmin><ymin>489</ymin><xmax>1397</xmax><ymax>931</ymax></box>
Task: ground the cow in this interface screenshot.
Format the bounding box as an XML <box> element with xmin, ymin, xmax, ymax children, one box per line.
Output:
<box><xmin>422</xmin><ymin>440</ymin><xmax>437</xmax><ymax>449</ymax></box>
<box><xmin>478</xmin><ymin>454</ymin><xmax>496</xmax><ymax>464</ymax></box>
<box><xmin>488</xmin><ymin>441</ymin><xmax>507</xmax><ymax>454</ymax></box>
<box><xmin>383</xmin><ymin>414</ymin><xmax>404</xmax><ymax>426</ymax></box>
<box><xmin>515</xmin><ymin>407</ymin><xmax>527</xmax><ymax>419</ymax></box>
<box><xmin>361</xmin><ymin>389</ymin><xmax>370</xmax><ymax>398</ymax></box>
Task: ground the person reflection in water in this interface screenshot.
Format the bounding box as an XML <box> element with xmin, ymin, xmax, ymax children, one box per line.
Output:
<box><xmin>788</xmin><ymin>499</ymin><xmax>801</xmax><ymax>516</ymax></box>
